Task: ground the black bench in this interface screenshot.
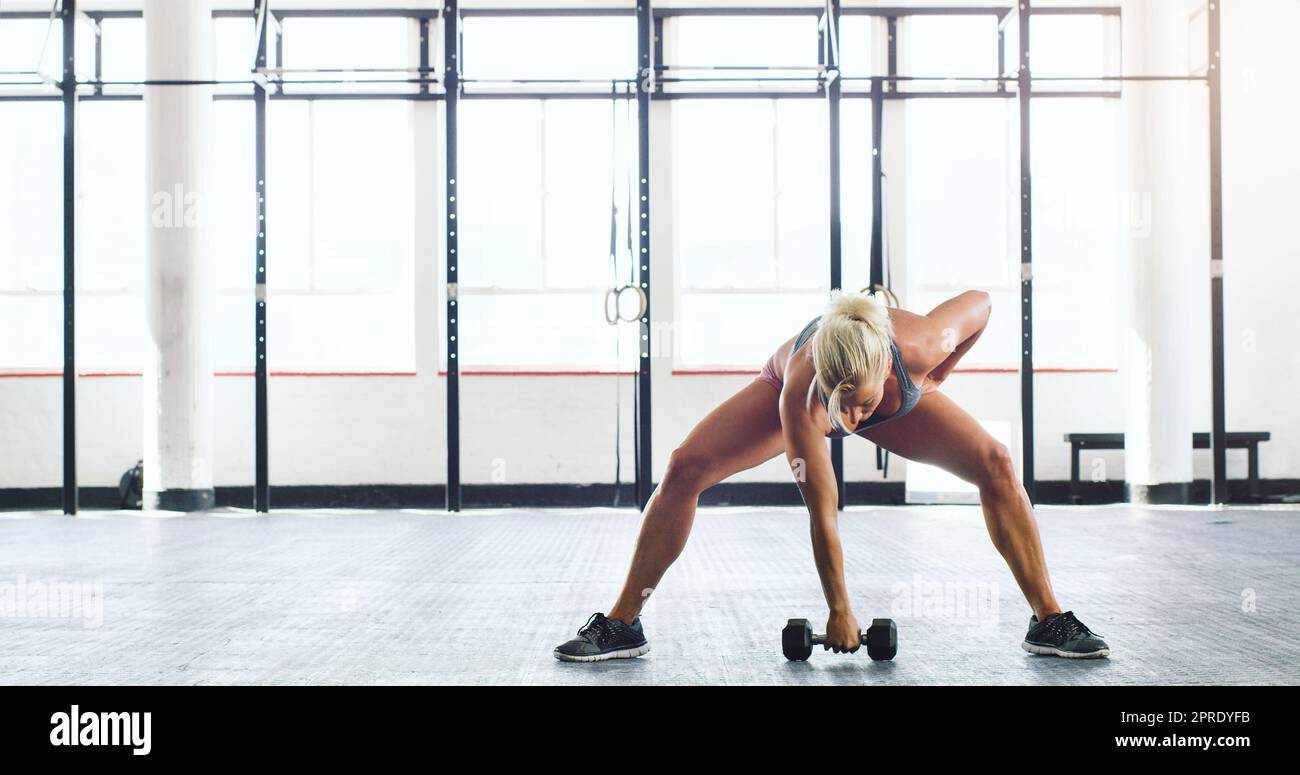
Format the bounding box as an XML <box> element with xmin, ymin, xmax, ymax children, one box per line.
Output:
<box><xmin>1064</xmin><ymin>432</ymin><xmax>1271</xmax><ymax>502</ymax></box>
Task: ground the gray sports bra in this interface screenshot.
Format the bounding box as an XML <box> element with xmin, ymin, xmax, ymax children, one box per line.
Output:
<box><xmin>792</xmin><ymin>316</ymin><xmax>922</xmax><ymax>438</ymax></box>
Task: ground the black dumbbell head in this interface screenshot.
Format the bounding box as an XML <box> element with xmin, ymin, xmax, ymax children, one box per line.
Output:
<box><xmin>782</xmin><ymin>618</ymin><xmax>815</xmax><ymax>661</ymax></box>
<box><xmin>866</xmin><ymin>618</ymin><xmax>898</xmax><ymax>661</ymax></box>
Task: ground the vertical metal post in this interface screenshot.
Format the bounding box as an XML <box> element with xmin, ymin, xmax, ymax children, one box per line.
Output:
<box><xmin>254</xmin><ymin>0</ymin><xmax>270</xmax><ymax>513</ymax></box>
<box><xmin>1017</xmin><ymin>1</ymin><xmax>1037</xmax><ymax>502</ymax></box>
<box><xmin>879</xmin><ymin>14</ymin><xmax>897</xmax><ymax>293</ymax></box>
<box><xmin>1207</xmin><ymin>0</ymin><xmax>1226</xmax><ymax>502</ymax></box>
<box><xmin>61</xmin><ymin>0</ymin><xmax>77</xmax><ymax>516</ymax></box>
<box><xmin>274</xmin><ymin>15</ymin><xmax>283</xmax><ymax>71</ymax></box>
<box><xmin>653</xmin><ymin>13</ymin><xmax>664</xmax><ymax>71</ymax></box>
<box><xmin>419</xmin><ymin>17</ymin><xmax>430</xmax><ymax>96</ymax></box>
<box><xmin>886</xmin><ymin>16</ymin><xmax>897</xmax><ymax>93</ymax></box>
<box><xmin>996</xmin><ymin>15</ymin><xmax>1007</xmax><ymax>93</ymax></box>
<box><xmin>869</xmin><ymin>78</ymin><xmax>884</xmax><ymax>290</ymax></box>
<box><xmin>868</xmin><ymin>23</ymin><xmax>893</xmax><ymax>496</ymax></box>
<box><xmin>876</xmin><ymin>17</ymin><xmax>897</xmax><ymax>294</ymax></box>
<box><xmin>635</xmin><ymin>1</ymin><xmax>654</xmax><ymax>510</ymax></box>
<box><xmin>826</xmin><ymin>0</ymin><xmax>845</xmax><ymax>510</ymax></box>
<box><xmin>817</xmin><ymin>10</ymin><xmax>825</xmax><ymax>96</ymax></box>
<box><xmin>91</xmin><ymin>15</ymin><xmax>102</xmax><ymax>97</ymax></box>
<box><xmin>444</xmin><ymin>1</ymin><xmax>461</xmax><ymax>511</ymax></box>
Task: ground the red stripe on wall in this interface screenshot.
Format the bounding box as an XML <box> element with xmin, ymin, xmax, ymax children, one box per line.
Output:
<box><xmin>217</xmin><ymin>371</ymin><xmax>419</xmax><ymax>378</ymax></box>
<box><xmin>0</xmin><ymin>372</ymin><xmax>65</xmax><ymax>378</ymax></box>
<box><xmin>437</xmin><ymin>370</ymin><xmax>638</xmax><ymax>377</ymax></box>
<box><xmin>0</xmin><ymin>371</ymin><xmax>419</xmax><ymax>378</ymax></box>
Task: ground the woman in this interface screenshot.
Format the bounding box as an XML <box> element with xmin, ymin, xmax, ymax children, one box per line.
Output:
<box><xmin>554</xmin><ymin>289</ymin><xmax>1109</xmax><ymax>662</ymax></box>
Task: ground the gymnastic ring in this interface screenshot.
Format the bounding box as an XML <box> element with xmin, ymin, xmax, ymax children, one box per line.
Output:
<box><xmin>615</xmin><ymin>285</ymin><xmax>647</xmax><ymax>323</ymax></box>
<box><xmin>864</xmin><ymin>284</ymin><xmax>899</xmax><ymax>308</ymax></box>
<box><xmin>604</xmin><ymin>287</ymin><xmax>619</xmax><ymax>325</ymax></box>
<box><xmin>604</xmin><ymin>285</ymin><xmax>648</xmax><ymax>325</ymax></box>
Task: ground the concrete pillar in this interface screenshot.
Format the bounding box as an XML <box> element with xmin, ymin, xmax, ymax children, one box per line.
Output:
<box><xmin>142</xmin><ymin>0</ymin><xmax>215</xmax><ymax>510</ymax></box>
<box><xmin>1120</xmin><ymin>0</ymin><xmax>1207</xmax><ymax>503</ymax></box>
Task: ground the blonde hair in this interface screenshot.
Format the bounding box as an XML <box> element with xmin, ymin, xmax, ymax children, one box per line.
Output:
<box><xmin>811</xmin><ymin>291</ymin><xmax>894</xmax><ymax>434</ymax></box>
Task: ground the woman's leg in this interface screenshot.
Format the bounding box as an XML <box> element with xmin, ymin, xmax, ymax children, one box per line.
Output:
<box><xmin>859</xmin><ymin>391</ymin><xmax>1062</xmax><ymax>620</ymax></box>
<box><xmin>607</xmin><ymin>380</ymin><xmax>786</xmax><ymax>623</ymax></box>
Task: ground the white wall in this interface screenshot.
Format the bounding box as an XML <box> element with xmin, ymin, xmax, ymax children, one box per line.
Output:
<box><xmin>1</xmin><ymin>1</ymin><xmax>1295</xmax><ymax>491</ymax></box>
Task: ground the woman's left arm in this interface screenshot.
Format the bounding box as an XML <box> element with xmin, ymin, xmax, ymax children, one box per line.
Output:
<box><xmin>919</xmin><ymin>290</ymin><xmax>992</xmax><ymax>389</ymax></box>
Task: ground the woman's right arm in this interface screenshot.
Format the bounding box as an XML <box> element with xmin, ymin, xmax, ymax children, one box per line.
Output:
<box><xmin>922</xmin><ymin>290</ymin><xmax>992</xmax><ymax>386</ymax></box>
<box><xmin>779</xmin><ymin>382</ymin><xmax>863</xmax><ymax>653</ymax></box>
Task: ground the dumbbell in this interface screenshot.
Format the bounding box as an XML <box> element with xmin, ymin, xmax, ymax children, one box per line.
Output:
<box><xmin>782</xmin><ymin>617</ymin><xmax>897</xmax><ymax>661</ymax></box>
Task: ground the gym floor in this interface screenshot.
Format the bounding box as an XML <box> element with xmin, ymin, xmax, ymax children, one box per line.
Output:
<box><xmin>2</xmin><ymin>504</ymin><xmax>1297</xmax><ymax>686</ymax></box>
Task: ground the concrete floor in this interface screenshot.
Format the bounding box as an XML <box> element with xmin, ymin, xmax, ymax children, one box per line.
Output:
<box><xmin>0</xmin><ymin>504</ymin><xmax>1297</xmax><ymax>685</ymax></box>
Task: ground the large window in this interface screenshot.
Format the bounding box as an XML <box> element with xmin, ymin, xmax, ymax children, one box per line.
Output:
<box><xmin>903</xmin><ymin>98</ymin><xmax>1019</xmax><ymax>366</ymax></box>
<box><xmin>671</xmin><ymin>16</ymin><xmax>818</xmax><ymax>69</ymax></box>
<box><xmin>1030</xmin><ymin>99</ymin><xmax>1123</xmax><ymax>367</ymax></box>
<box><xmin>903</xmin><ymin>15</ymin><xmax>1001</xmax><ymax>82</ymax></box>
<box><xmin>1030</xmin><ymin>14</ymin><xmax>1115</xmax><ymax>81</ymax></box>
<box><xmin>669</xmin><ymin>97</ymin><xmax>876</xmax><ymax>370</ymax></box>
<box><xmin>673</xmin><ymin>98</ymin><xmax>831</xmax><ymax>368</ymax></box>
<box><xmin>253</xmin><ymin>99</ymin><xmax>416</xmax><ymax>371</ymax></box>
<box><xmin>79</xmin><ymin>101</ymin><xmax>147</xmax><ymax>371</ymax></box>
<box><xmin>278</xmin><ymin>17</ymin><xmax>408</xmax><ymax>89</ymax></box>
<box><xmin>668</xmin><ymin>13</ymin><xmax>856</xmax><ymax>369</ymax></box>
<box><xmin>455</xmin><ymin>98</ymin><xmax>639</xmax><ymax>369</ymax></box>
<box><xmin>101</xmin><ymin>17</ymin><xmax>145</xmax><ymax>83</ymax></box>
<box><xmin>0</xmin><ymin>8</ymin><xmax>1125</xmax><ymax>378</ymax></box>
<box><xmin>0</xmin><ymin>103</ymin><xmax>62</xmax><ymax>369</ymax></box>
<box><xmin>838</xmin><ymin>16</ymin><xmax>878</xmax><ymax>77</ymax></box>
<box><xmin>0</xmin><ymin>17</ymin><xmax>62</xmax><ymax>77</ymax></box>
<box><xmin>462</xmin><ymin>17</ymin><xmax>635</xmax><ymax>82</ymax></box>
<box><xmin>450</xmin><ymin>15</ymin><xmax>640</xmax><ymax>371</ymax></box>
<box><xmin>1027</xmin><ymin>15</ymin><xmax>1123</xmax><ymax>368</ymax></box>
<box><xmin>900</xmin><ymin>11</ymin><xmax>1121</xmax><ymax>370</ymax></box>
<box><xmin>0</xmin><ymin>16</ymin><xmax>417</xmax><ymax>374</ymax></box>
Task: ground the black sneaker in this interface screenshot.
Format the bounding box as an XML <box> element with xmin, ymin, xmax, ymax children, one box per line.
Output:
<box><xmin>1022</xmin><ymin>610</ymin><xmax>1110</xmax><ymax>658</ymax></box>
<box><xmin>553</xmin><ymin>613</ymin><xmax>650</xmax><ymax>663</ymax></box>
